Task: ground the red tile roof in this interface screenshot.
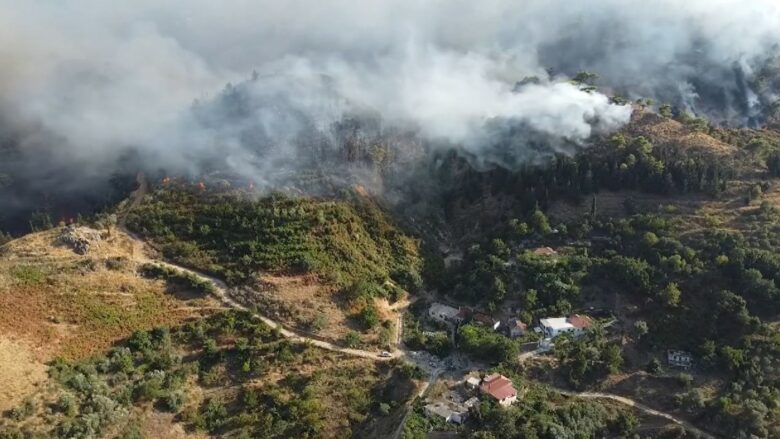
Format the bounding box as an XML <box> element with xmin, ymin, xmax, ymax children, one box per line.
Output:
<box><xmin>480</xmin><ymin>374</ymin><xmax>517</xmax><ymax>401</ymax></box>
<box><xmin>457</xmin><ymin>307</ymin><xmax>472</xmax><ymax>320</ymax></box>
<box><xmin>473</xmin><ymin>313</ymin><xmax>497</xmax><ymax>326</ymax></box>
<box><xmin>568</xmin><ymin>314</ymin><xmax>593</xmax><ymax>329</ymax></box>
<box><xmin>532</xmin><ymin>246</ymin><xmax>557</xmax><ymax>256</ymax></box>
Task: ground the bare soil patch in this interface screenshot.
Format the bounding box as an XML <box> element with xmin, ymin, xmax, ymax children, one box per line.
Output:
<box><xmin>0</xmin><ymin>337</ymin><xmax>47</xmax><ymax>412</ymax></box>
<box><xmin>138</xmin><ymin>410</ymin><xmax>208</xmax><ymax>439</ymax></box>
<box><xmin>240</xmin><ymin>274</ymin><xmax>402</xmax><ymax>348</ymax></box>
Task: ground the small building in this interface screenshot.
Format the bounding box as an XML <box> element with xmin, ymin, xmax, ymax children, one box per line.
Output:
<box><xmin>539</xmin><ymin>317</ymin><xmax>574</xmax><ymax>338</ymax></box>
<box><xmin>480</xmin><ymin>374</ymin><xmax>518</xmax><ymax>407</ymax></box>
<box><xmin>464</xmin><ymin>376</ymin><xmax>482</xmax><ymax>390</ymax></box>
<box><xmin>429</xmin><ymin>303</ymin><xmax>461</xmax><ymax>324</ymax></box>
<box><xmin>539</xmin><ymin>314</ymin><xmax>593</xmax><ymax>339</ymax></box>
<box><xmin>456</xmin><ymin>307</ymin><xmax>473</xmax><ymax>321</ymax></box>
<box><xmin>667</xmin><ymin>350</ymin><xmax>693</xmax><ymax>369</ymax></box>
<box><xmin>507</xmin><ymin>319</ymin><xmax>527</xmax><ymax>338</ymax></box>
<box><xmin>424</xmin><ymin>402</ymin><xmax>468</xmax><ymax>424</ymax></box>
<box><xmin>532</xmin><ymin>246</ymin><xmax>558</xmax><ymax>257</ymax></box>
<box><xmin>568</xmin><ymin>314</ymin><xmax>593</xmax><ymax>332</ymax></box>
<box><xmin>473</xmin><ymin>313</ymin><xmax>500</xmax><ymax>330</ymax></box>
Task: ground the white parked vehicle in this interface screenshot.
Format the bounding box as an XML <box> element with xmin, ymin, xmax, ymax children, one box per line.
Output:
<box><xmin>379</xmin><ymin>351</ymin><xmax>393</xmax><ymax>358</ymax></box>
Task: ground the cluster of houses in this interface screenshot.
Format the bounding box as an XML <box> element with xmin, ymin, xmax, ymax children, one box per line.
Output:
<box><xmin>428</xmin><ymin>302</ymin><xmax>593</xmax><ymax>341</ymax></box>
<box><xmin>424</xmin><ymin>374</ymin><xmax>519</xmax><ymax>424</ymax></box>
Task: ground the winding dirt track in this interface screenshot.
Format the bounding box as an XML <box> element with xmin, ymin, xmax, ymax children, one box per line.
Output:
<box><xmin>554</xmin><ymin>388</ymin><xmax>717</xmax><ymax>438</ymax></box>
<box><xmin>140</xmin><ymin>254</ymin><xmax>399</xmax><ymax>361</ymax></box>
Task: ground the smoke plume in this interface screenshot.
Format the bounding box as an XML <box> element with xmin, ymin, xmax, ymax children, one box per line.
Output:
<box><xmin>1</xmin><ymin>0</ymin><xmax>780</xmax><ymax>228</ymax></box>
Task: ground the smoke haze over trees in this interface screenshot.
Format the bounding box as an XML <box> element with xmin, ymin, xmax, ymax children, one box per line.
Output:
<box><xmin>1</xmin><ymin>0</ymin><xmax>780</xmax><ymax>229</ymax></box>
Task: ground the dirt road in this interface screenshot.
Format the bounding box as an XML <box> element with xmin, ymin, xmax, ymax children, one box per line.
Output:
<box><xmin>130</xmin><ymin>246</ymin><xmax>401</xmax><ymax>362</ymax></box>
<box><xmin>554</xmin><ymin>388</ymin><xmax>717</xmax><ymax>439</ymax></box>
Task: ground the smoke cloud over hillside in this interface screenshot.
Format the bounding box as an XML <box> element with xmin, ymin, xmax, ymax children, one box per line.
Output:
<box><xmin>1</xmin><ymin>0</ymin><xmax>779</xmax><ymax>227</ymax></box>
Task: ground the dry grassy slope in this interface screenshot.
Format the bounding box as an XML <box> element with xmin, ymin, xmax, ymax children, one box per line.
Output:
<box><xmin>627</xmin><ymin>110</ymin><xmax>737</xmax><ymax>156</ymax></box>
<box><xmin>0</xmin><ymin>227</ymin><xmax>215</xmax><ymax>361</ymax></box>
<box><xmin>0</xmin><ymin>338</ymin><xmax>47</xmax><ymax>413</ymax></box>
<box><xmin>242</xmin><ymin>273</ymin><xmax>405</xmax><ymax>348</ymax></box>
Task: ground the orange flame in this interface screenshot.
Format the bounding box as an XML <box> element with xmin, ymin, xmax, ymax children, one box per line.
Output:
<box><xmin>198</xmin><ymin>182</ymin><xmax>206</xmax><ymax>191</ymax></box>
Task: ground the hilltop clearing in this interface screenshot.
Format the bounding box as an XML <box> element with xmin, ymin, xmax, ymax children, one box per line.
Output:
<box><xmin>0</xmin><ymin>227</ymin><xmax>215</xmax><ymax>360</ymax></box>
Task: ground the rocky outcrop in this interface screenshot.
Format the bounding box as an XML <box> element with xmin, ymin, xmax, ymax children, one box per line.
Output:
<box><xmin>57</xmin><ymin>225</ymin><xmax>102</xmax><ymax>255</ymax></box>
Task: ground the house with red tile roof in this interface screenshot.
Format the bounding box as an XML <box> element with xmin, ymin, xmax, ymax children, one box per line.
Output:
<box><xmin>507</xmin><ymin>319</ymin><xmax>527</xmax><ymax>338</ymax></box>
<box><xmin>473</xmin><ymin>313</ymin><xmax>500</xmax><ymax>330</ymax></box>
<box><xmin>532</xmin><ymin>246</ymin><xmax>558</xmax><ymax>257</ymax></box>
<box><xmin>479</xmin><ymin>374</ymin><xmax>518</xmax><ymax>407</ymax></box>
<box><xmin>568</xmin><ymin>314</ymin><xmax>593</xmax><ymax>330</ymax></box>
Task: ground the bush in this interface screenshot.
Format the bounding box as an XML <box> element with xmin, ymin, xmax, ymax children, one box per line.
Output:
<box><xmin>200</xmin><ymin>398</ymin><xmax>228</xmax><ymax>432</ymax></box>
<box><xmin>358</xmin><ymin>304</ymin><xmax>380</xmax><ymax>330</ymax></box>
<box><xmin>344</xmin><ymin>331</ymin><xmax>361</xmax><ymax>348</ymax></box>
<box><xmin>646</xmin><ymin>358</ymin><xmax>662</xmax><ymax>374</ymax></box>
<box><xmin>163</xmin><ymin>390</ymin><xmax>187</xmax><ymax>412</ymax></box>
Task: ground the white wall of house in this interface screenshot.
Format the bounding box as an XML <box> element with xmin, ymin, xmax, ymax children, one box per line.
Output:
<box><xmin>498</xmin><ymin>394</ymin><xmax>517</xmax><ymax>407</ymax></box>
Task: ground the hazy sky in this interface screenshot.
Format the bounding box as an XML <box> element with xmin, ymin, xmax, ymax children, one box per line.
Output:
<box><xmin>1</xmin><ymin>0</ymin><xmax>778</xmax><ymax>179</ymax></box>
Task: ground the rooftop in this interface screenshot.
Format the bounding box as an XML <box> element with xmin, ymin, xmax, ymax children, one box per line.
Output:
<box><xmin>480</xmin><ymin>374</ymin><xmax>517</xmax><ymax>401</ymax></box>
<box><xmin>465</xmin><ymin>376</ymin><xmax>482</xmax><ymax>386</ymax></box>
<box><xmin>539</xmin><ymin>317</ymin><xmax>573</xmax><ymax>331</ymax></box>
<box><xmin>473</xmin><ymin>313</ymin><xmax>498</xmax><ymax>326</ymax></box>
<box><xmin>456</xmin><ymin>307</ymin><xmax>472</xmax><ymax>320</ymax></box>
<box><xmin>429</xmin><ymin>303</ymin><xmax>460</xmax><ymax>319</ymax></box>
<box><xmin>425</xmin><ymin>402</ymin><xmax>457</xmax><ymax>420</ymax></box>
<box><xmin>568</xmin><ymin>314</ymin><xmax>593</xmax><ymax>329</ymax></box>
<box><xmin>532</xmin><ymin>246</ymin><xmax>558</xmax><ymax>256</ymax></box>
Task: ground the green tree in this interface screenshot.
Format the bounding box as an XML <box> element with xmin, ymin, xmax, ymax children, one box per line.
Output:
<box><xmin>530</xmin><ymin>208</ymin><xmax>552</xmax><ymax>235</ymax></box>
<box><xmin>659</xmin><ymin>282</ymin><xmax>681</xmax><ymax>307</ymax></box>
<box><xmin>344</xmin><ymin>331</ymin><xmax>361</xmax><ymax>348</ymax></box>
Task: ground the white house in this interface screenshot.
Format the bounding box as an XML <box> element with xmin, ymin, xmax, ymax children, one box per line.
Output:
<box><xmin>539</xmin><ymin>317</ymin><xmax>574</xmax><ymax>338</ymax></box>
<box><xmin>539</xmin><ymin>314</ymin><xmax>593</xmax><ymax>339</ymax></box>
<box><xmin>428</xmin><ymin>303</ymin><xmax>461</xmax><ymax>324</ymax></box>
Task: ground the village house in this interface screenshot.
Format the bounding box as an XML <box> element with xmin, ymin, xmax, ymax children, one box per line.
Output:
<box><xmin>428</xmin><ymin>303</ymin><xmax>462</xmax><ymax>324</ymax></box>
<box><xmin>507</xmin><ymin>319</ymin><xmax>527</xmax><ymax>338</ymax></box>
<box><xmin>479</xmin><ymin>374</ymin><xmax>518</xmax><ymax>407</ymax></box>
<box><xmin>539</xmin><ymin>314</ymin><xmax>593</xmax><ymax>339</ymax></box>
<box><xmin>532</xmin><ymin>246</ymin><xmax>558</xmax><ymax>257</ymax></box>
<box><xmin>456</xmin><ymin>307</ymin><xmax>472</xmax><ymax>321</ymax></box>
<box><xmin>473</xmin><ymin>312</ymin><xmax>501</xmax><ymax>330</ymax></box>
<box><xmin>667</xmin><ymin>350</ymin><xmax>693</xmax><ymax>369</ymax></box>
<box><xmin>424</xmin><ymin>401</ymin><xmax>469</xmax><ymax>424</ymax></box>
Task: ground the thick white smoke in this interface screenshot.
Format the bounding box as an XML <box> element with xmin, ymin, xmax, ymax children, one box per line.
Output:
<box><xmin>1</xmin><ymin>0</ymin><xmax>779</xmax><ymax>181</ymax></box>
